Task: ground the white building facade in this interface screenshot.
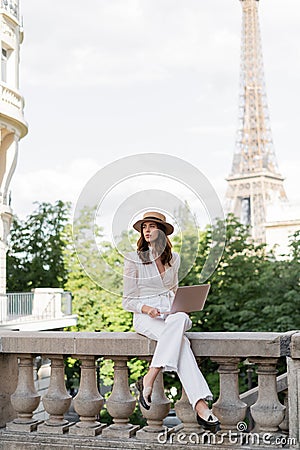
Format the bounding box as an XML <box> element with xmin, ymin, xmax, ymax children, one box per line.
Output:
<box><xmin>0</xmin><ymin>0</ymin><xmax>27</xmax><ymax>295</ymax></box>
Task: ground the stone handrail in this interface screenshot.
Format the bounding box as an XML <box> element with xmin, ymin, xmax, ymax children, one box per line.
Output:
<box><xmin>0</xmin><ymin>329</ymin><xmax>291</xmax><ymax>356</ymax></box>
<box><xmin>0</xmin><ymin>330</ymin><xmax>299</xmax><ymax>449</ymax></box>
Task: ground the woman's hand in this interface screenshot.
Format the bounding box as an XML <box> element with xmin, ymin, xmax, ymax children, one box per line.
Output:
<box><xmin>142</xmin><ymin>305</ymin><xmax>161</xmax><ymax>318</ymax></box>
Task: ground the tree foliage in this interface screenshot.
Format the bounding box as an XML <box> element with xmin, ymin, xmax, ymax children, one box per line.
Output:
<box><xmin>64</xmin><ymin>206</ymin><xmax>132</xmax><ymax>333</ymax></box>
<box><xmin>178</xmin><ymin>215</ymin><xmax>300</xmax><ymax>333</ymax></box>
<box><xmin>7</xmin><ymin>200</ymin><xmax>70</xmax><ymax>292</ymax></box>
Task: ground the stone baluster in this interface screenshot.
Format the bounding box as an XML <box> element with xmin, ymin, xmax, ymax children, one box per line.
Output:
<box><xmin>287</xmin><ymin>353</ymin><xmax>300</xmax><ymax>447</ymax></box>
<box><xmin>70</xmin><ymin>356</ymin><xmax>105</xmax><ymax>436</ymax></box>
<box><xmin>0</xmin><ymin>354</ymin><xmax>18</xmax><ymax>427</ymax></box>
<box><xmin>7</xmin><ymin>354</ymin><xmax>41</xmax><ymax>432</ymax></box>
<box><xmin>249</xmin><ymin>358</ymin><xmax>285</xmax><ymax>432</ymax></box>
<box><xmin>102</xmin><ymin>357</ymin><xmax>139</xmax><ymax>438</ymax></box>
<box><xmin>38</xmin><ymin>355</ymin><xmax>72</xmax><ymax>434</ymax></box>
<box><xmin>279</xmin><ymin>389</ymin><xmax>289</xmax><ymax>434</ymax></box>
<box><xmin>212</xmin><ymin>357</ymin><xmax>247</xmax><ymax>432</ymax></box>
<box><xmin>175</xmin><ymin>387</ymin><xmax>200</xmax><ymax>434</ymax></box>
<box><xmin>136</xmin><ymin>369</ymin><xmax>170</xmax><ymax>441</ymax></box>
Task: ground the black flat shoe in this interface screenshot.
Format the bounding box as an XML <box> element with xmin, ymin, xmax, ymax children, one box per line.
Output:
<box><xmin>196</xmin><ymin>412</ymin><xmax>220</xmax><ymax>433</ymax></box>
<box><xmin>135</xmin><ymin>377</ymin><xmax>152</xmax><ymax>410</ymax></box>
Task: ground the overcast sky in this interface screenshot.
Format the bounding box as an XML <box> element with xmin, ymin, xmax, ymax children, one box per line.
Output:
<box><xmin>10</xmin><ymin>0</ymin><xmax>300</xmax><ymax>227</ymax></box>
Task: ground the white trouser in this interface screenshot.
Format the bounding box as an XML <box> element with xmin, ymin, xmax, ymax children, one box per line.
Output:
<box><xmin>133</xmin><ymin>311</ymin><xmax>213</xmax><ymax>410</ymax></box>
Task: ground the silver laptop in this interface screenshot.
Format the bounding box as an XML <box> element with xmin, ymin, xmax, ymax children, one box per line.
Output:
<box><xmin>168</xmin><ymin>284</ymin><xmax>210</xmax><ymax>314</ymax></box>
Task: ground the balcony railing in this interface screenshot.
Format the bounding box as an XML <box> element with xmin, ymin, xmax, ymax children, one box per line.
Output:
<box><xmin>0</xmin><ymin>82</ymin><xmax>27</xmax><ymax>136</ymax></box>
<box><xmin>6</xmin><ymin>292</ymin><xmax>33</xmax><ymax>318</ymax></box>
<box><xmin>0</xmin><ymin>289</ymin><xmax>76</xmax><ymax>330</ymax></box>
<box><xmin>0</xmin><ymin>0</ymin><xmax>19</xmax><ymax>20</ymax></box>
<box><xmin>0</xmin><ymin>83</ymin><xmax>24</xmax><ymax>112</ymax></box>
<box><xmin>0</xmin><ymin>330</ymin><xmax>299</xmax><ymax>449</ymax></box>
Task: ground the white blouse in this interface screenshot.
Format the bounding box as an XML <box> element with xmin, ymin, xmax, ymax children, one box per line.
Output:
<box><xmin>122</xmin><ymin>249</ymin><xmax>180</xmax><ymax>315</ymax></box>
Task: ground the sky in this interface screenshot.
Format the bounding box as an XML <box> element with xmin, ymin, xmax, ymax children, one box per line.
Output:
<box><xmin>10</xmin><ymin>0</ymin><xmax>300</xmax><ymax>231</ymax></box>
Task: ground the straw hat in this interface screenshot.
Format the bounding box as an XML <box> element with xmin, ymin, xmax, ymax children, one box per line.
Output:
<box><xmin>133</xmin><ymin>211</ymin><xmax>174</xmax><ymax>235</ymax></box>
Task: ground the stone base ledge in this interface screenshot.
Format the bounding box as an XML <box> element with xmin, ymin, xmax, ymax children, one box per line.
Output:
<box><xmin>38</xmin><ymin>421</ymin><xmax>75</xmax><ymax>434</ymax></box>
<box><xmin>69</xmin><ymin>422</ymin><xmax>106</xmax><ymax>436</ymax></box>
<box><xmin>6</xmin><ymin>420</ymin><xmax>43</xmax><ymax>432</ymax></box>
<box><xmin>102</xmin><ymin>423</ymin><xmax>140</xmax><ymax>438</ymax></box>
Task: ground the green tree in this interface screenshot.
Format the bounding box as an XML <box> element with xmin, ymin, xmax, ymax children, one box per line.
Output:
<box><xmin>65</xmin><ymin>206</ymin><xmax>132</xmax><ymax>332</ymax></box>
<box><xmin>182</xmin><ymin>214</ymin><xmax>300</xmax><ymax>334</ymax></box>
<box><xmin>7</xmin><ymin>200</ymin><xmax>70</xmax><ymax>292</ymax></box>
<box><xmin>248</xmin><ymin>229</ymin><xmax>300</xmax><ymax>332</ymax></box>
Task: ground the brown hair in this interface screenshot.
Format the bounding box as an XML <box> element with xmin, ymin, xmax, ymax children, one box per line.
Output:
<box><xmin>137</xmin><ymin>221</ymin><xmax>173</xmax><ymax>266</ymax></box>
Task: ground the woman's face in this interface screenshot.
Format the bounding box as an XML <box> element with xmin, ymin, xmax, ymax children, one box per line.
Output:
<box><xmin>142</xmin><ymin>221</ymin><xmax>159</xmax><ymax>244</ymax></box>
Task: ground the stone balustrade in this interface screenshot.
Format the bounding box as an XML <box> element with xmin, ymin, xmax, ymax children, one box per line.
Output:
<box><xmin>0</xmin><ymin>83</ymin><xmax>27</xmax><ymax>135</ymax></box>
<box><xmin>0</xmin><ymin>0</ymin><xmax>19</xmax><ymax>20</ymax></box>
<box><xmin>0</xmin><ymin>330</ymin><xmax>299</xmax><ymax>450</ymax></box>
<box><xmin>0</xmin><ymin>83</ymin><xmax>23</xmax><ymax>115</ymax></box>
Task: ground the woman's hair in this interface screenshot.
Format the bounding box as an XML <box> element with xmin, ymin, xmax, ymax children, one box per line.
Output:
<box><xmin>137</xmin><ymin>222</ymin><xmax>173</xmax><ymax>266</ymax></box>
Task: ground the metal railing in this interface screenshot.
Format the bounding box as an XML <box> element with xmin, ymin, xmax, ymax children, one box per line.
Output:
<box><xmin>0</xmin><ymin>291</ymin><xmax>73</xmax><ymax>324</ymax></box>
<box><xmin>7</xmin><ymin>292</ymin><xmax>33</xmax><ymax>318</ymax></box>
<box><xmin>61</xmin><ymin>291</ymin><xmax>72</xmax><ymax>316</ymax></box>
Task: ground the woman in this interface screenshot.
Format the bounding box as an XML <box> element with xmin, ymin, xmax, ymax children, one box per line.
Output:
<box><xmin>122</xmin><ymin>211</ymin><xmax>220</xmax><ymax>432</ymax></box>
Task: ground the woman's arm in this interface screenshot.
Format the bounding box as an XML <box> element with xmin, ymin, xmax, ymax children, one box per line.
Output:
<box><xmin>122</xmin><ymin>254</ymin><xmax>161</xmax><ymax>317</ymax></box>
<box><xmin>141</xmin><ymin>304</ymin><xmax>161</xmax><ymax>317</ymax></box>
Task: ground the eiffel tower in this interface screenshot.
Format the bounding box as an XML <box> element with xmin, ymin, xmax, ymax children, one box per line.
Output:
<box><xmin>225</xmin><ymin>0</ymin><xmax>287</xmax><ymax>243</ymax></box>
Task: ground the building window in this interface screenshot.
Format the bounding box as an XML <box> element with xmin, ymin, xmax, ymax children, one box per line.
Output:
<box><xmin>1</xmin><ymin>47</ymin><xmax>8</xmax><ymax>82</ymax></box>
<box><xmin>241</xmin><ymin>197</ymin><xmax>251</xmax><ymax>226</ymax></box>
